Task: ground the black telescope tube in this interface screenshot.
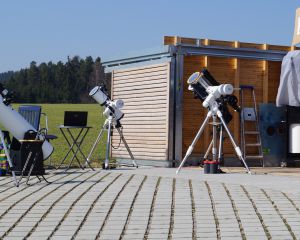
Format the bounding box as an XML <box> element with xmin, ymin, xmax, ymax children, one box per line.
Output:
<box><xmin>191</xmin><ymin>82</ymin><xmax>208</xmax><ymax>102</ymax></box>
<box><xmin>200</xmin><ymin>69</ymin><xmax>220</xmax><ymax>86</ymax></box>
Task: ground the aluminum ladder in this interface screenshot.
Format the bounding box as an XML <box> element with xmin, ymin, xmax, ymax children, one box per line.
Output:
<box><xmin>240</xmin><ymin>85</ymin><xmax>264</xmax><ymax>166</ymax></box>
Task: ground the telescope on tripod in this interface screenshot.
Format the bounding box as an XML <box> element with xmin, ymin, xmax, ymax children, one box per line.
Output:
<box><xmin>176</xmin><ymin>69</ymin><xmax>251</xmax><ymax>174</ymax></box>
<box><xmin>87</xmin><ymin>85</ymin><xmax>137</xmax><ymax>169</ymax></box>
<box><xmin>0</xmin><ymin>83</ymin><xmax>54</xmax><ymax>186</ymax></box>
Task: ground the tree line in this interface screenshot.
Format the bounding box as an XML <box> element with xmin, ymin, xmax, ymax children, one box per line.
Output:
<box><xmin>0</xmin><ymin>71</ymin><xmax>14</xmax><ymax>82</ymax></box>
<box><xmin>1</xmin><ymin>56</ymin><xmax>110</xmax><ymax>103</ymax></box>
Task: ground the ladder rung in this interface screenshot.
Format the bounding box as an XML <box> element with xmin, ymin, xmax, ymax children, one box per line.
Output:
<box><xmin>245</xmin><ymin>131</ymin><xmax>260</xmax><ymax>135</ymax></box>
<box><xmin>245</xmin><ymin>155</ymin><xmax>264</xmax><ymax>160</ymax></box>
<box><xmin>245</xmin><ymin>143</ymin><xmax>261</xmax><ymax>147</ymax></box>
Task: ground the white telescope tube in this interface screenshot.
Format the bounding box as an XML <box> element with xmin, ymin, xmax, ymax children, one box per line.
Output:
<box><xmin>0</xmin><ymin>96</ymin><xmax>53</xmax><ymax>160</ymax></box>
<box><xmin>203</xmin><ymin>84</ymin><xmax>234</xmax><ymax>109</ymax></box>
<box><xmin>89</xmin><ymin>86</ymin><xmax>108</xmax><ymax>105</ymax></box>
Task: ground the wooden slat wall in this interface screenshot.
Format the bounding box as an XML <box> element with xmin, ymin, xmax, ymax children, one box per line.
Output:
<box><xmin>111</xmin><ymin>63</ymin><xmax>170</xmax><ymax>161</ymax></box>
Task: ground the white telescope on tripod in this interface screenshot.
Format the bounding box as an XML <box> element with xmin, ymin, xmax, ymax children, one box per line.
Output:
<box><xmin>0</xmin><ymin>96</ymin><xmax>53</xmax><ymax>160</ymax></box>
<box><xmin>176</xmin><ymin>69</ymin><xmax>250</xmax><ymax>174</ymax></box>
<box><xmin>88</xmin><ymin>86</ymin><xmax>137</xmax><ymax>169</ymax></box>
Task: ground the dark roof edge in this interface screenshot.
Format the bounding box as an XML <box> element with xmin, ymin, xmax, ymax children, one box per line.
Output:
<box><xmin>103</xmin><ymin>44</ymin><xmax>289</xmax><ymax>71</ymax></box>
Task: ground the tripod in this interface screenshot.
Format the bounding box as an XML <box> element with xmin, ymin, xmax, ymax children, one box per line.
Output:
<box><xmin>202</xmin><ymin>120</ymin><xmax>225</xmax><ymax>171</ymax></box>
<box><xmin>0</xmin><ymin>130</ymin><xmax>18</xmax><ymax>186</ymax></box>
<box><xmin>86</xmin><ymin>116</ymin><xmax>137</xmax><ymax>170</ymax></box>
<box><xmin>176</xmin><ymin>104</ymin><xmax>251</xmax><ymax>174</ymax></box>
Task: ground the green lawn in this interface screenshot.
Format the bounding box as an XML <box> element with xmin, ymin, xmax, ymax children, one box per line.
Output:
<box><xmin>12</xmin><ymin>104</ymin><xmax>107</xmax><ymax>167</ymax></box>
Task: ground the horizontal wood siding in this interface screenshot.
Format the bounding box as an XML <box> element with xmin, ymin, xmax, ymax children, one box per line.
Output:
<box><xmin>111</xmin><ymin>63</ymin><xmax>170</xmax><ymax>161</ymax></box>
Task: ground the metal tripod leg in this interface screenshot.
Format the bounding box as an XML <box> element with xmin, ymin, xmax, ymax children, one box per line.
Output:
<box><xmin>218</xmin><ymin>125</ymin><xmax>223</xmax><ymax>162</ymax></box>
<box><xmin>104</xmin><ymin>118</ymin><xmax>112</xmax><ymax>170</ymax></box>
<box><xmin>218</xmin><ymin>125</ymin><xmax>224</xmax><ymax>164</ymax></box>
<box><xmin>203</xmin><ymin>140</ymin><xmax>213</xmax><ymax>160</ymax></box>
<box><xmin>216</xmin><ymin>110</ymin><xmax>251</xmax><ymax>174</ymax></box>
<box><xmin>85</xmin><ymin>127</ymin><xmax>105</xmax><ymax>168</ymax></box>
<box><xmin>212</xmin><ymin>115</ymin><xmax>218</xmax><ymax>161</ymax></box>
<box><xmin>116</xmin><ymin>127</ymin><xmax>137</xmax><ymax>168</ymax></box>
<box><xmin>176</xmin><ymin>111</ymin><xmax>212</xmax><ymax>174</ymax></box>
<box><xmin>0</xmin><ymin>130</ymin><xmax>18</xmax><ymax>187</ymax></box>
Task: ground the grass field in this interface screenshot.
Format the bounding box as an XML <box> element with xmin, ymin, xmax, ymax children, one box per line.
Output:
<box><xmin>12</xmin><ymin>104</ymin><xmax>107</xmax><ymax>167</ymax></box>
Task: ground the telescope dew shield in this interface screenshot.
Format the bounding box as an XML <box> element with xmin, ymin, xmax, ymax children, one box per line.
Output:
<box><xmin>89</xmin><ymin>86</ymin><xmax>108</xmax><ymax>105</ymax></box>
<box><xmin>0</xmin><ymin>96</ymin><xmax>53</xmax><ymax>160</ymax></box>
<box><xmin>187</xmin><ymin>72</ymin><xmax>208</xmax><ymax>101</ymax></box>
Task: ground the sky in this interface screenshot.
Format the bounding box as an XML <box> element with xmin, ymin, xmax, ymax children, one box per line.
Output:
<box><xmin>0</xmin><ymin>0</ymin><xmax>299</xmax><ymax>72</ymax></box>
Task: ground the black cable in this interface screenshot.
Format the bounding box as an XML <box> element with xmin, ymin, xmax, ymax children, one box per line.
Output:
<box><xmin>111</xmin><ymin>126</ymin><xmax>122</xmax><ymax>149</ymax></box>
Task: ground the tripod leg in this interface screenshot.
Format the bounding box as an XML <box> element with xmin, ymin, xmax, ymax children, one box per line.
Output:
<box><xmin>86</xmin><ymin>128</ymin><xmax>105</xmax><ymax>167</ymax></box>
<box><xmin>176</xmin><ymin>111</ymin><xmax>212</xmax><ymax>174</ymax></box>
<box><xmin>218</xmin><ymin>125</ymin><xmax>224</xmax><ymax>164</ymax></box>
<box><xmin>104</xmin><ymin>119</ymin><xmax>112</xmax><ymax>170</ymax></box>
<box><xmin>0</xmin><ymin>130</ymin><xmax>18</xmax><ymax>187</ymax></box>
<box><xmin>116</xmin><ymin>127</ymin><xmax>137</xmax><ymax>167</ymax></box>
<box><xmin>203</xmin><ymin>140</ymin><xmax>213</xmax><ymax>160</ymax></box>
<box><xmin>212</xmin><ymin>115</ymin><xmax>218</xmax><ymax>161</ymax></box>
<box><xmin>217</xmin><ymin>110</ymin><xmax>251</xmax><ymax>174</ymax></box>
<box><xmin>26</xmin><ymin>153</ymin><xmax>37</xmax><ymax>185</ymax></box>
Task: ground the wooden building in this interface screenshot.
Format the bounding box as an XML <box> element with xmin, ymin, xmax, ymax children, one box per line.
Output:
<box><xmin>104</xmin><ymin>36</ymin><xmax>297</xmax><ymax>167</ymax></box>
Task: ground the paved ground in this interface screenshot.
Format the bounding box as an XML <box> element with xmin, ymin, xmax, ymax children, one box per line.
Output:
<box><xmin>0</xmin><ymin>167</ymin><xmax>299</xmax><ymax>240</ymax></box>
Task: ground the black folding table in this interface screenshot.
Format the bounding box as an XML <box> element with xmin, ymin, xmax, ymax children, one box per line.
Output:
<box><xmin>57</xmin><ymin>125</ymin><xmax>94</xmax><ymax>171</ymax></box>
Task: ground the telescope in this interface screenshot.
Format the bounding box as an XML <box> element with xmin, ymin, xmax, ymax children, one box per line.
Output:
<box><xmin>0</xmin><ymin>84</ymin><xmax>53</xmax><ymax>160</ymax></box>
<box><xmin>177</xmin><ymin>68</ymin><xmax>251</xmax><ymax>174</ymax></box>
<box><xmin>89</xmin><ymin>86</ymin><xmax>124</xmax><ymax>126</ymax></box>
<box><xmin>187</xmin><ymin>69</ymin><xmax>241</xmax><ymax>123</ymax></box>
<box><xmin>88</xmin><ymin>85</ymin><xmax>137</xmax><ymax>169</ymax></box>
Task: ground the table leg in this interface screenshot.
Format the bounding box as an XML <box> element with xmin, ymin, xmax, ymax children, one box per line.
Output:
<box><xmin>66</xmin><ymin>128</ymin><xmax>85</xmax><ymax>169</ymax></box>
<box><xmin>18</xmin><ymin>151</ymin><xmax>32</xmax><ymax>186</ymax></box>
<box><xmin>56</xmin><ymin>128</ymin><xmax>75</xmax><ymax>169</ymax></box>
<box><xmin>68</xmin><ymin>128</ymin><xmax>94</xmax><ymax>170</ymax></box>
<box><xmin>58</xmin><ymin>128</ymin><xmax>84</xmax><ymax>170</ymax></box>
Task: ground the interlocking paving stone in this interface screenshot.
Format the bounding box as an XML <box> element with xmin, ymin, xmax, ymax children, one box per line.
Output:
<box><xmin>0</xmin><ymin>168</ymin><xmax>300</xmax><ymax>239</ymax></box>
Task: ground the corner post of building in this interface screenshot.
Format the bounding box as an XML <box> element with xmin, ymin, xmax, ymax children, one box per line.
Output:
<box><xmin>233</xmin><ymin>41</ymin><xmax>240</xmax><ymax>140</ymax></box>
<box><xmin>168</xmin><ymin>49</ymin><xmax>176</xmax><ymax>166</ymax></box>
<box><xmin>174</xmin><ymin>45</ymin><xmax>185</xmax><ymax>167</ymax></box>
<box><xmin>203</xmin><ymin>39</ymin><xmax>211</xmax><ymax>150</ymax></box>
<box><xmin>263</xmin><ymin>44</ymin><xmax>269</xmax><ymax>103</ymax></box>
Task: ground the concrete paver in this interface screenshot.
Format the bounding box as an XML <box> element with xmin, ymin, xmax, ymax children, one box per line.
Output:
<box><xmin>0</xmin><ymin>167</ymin><xmax>299</xmax><ymax>239</ymax></box>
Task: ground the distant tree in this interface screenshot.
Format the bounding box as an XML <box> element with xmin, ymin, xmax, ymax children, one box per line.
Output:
<box><xmin>1</xmin><ymin>56</ymin><xmax>107</xmax><ymax>103</ymax></box>
<box><xmin>0</xmin><ymin>71</ymin><xmax>14</xmax><ymax>82</ymax></box>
